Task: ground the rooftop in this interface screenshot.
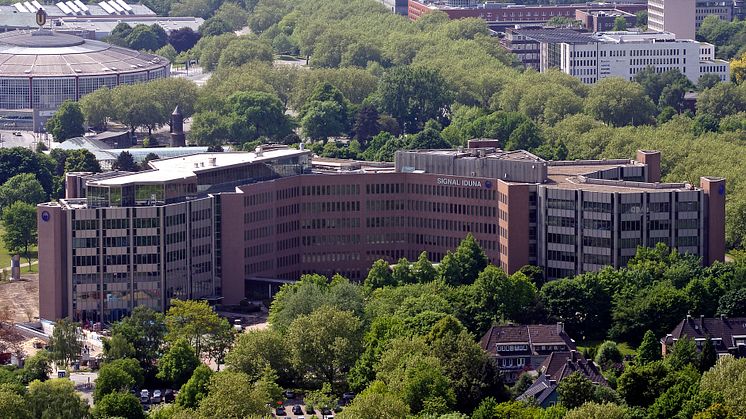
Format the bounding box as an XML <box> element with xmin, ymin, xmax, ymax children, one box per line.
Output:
<box><xmin>0</xmin><ymin>30</ymin><xmax>167</xmax><ymax>77</ymax></box>
<box><xmin>508</xmin><ymin>27</ymin><xmax>597</xmax><ymax>44</ymax></box>
<box><xmin>479</xmin><ymin>323</ymin><xmax>577</xmax><ymax>354</ymax></box>
<box><xmin>90</xmin><ymin>148</ymin><xmax>311</xmax><ymax>186</ymax></box>
<box><xmin>404</xmin><ymin>147</ymin><xmax>545</xmax><ymax>162</ymax></box>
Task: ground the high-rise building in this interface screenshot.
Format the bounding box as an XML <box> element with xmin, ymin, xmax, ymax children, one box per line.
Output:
<box><xmin>649</xmin><ymin>0</ymin><xmax>736</xmax><ymax>38</ymax></box>
<box><xmin>38</xmin><ymin>146</ymin><xmax>726</xmax><ymax>323</ymax></box>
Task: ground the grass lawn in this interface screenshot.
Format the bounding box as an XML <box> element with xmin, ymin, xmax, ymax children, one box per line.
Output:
<box><xmin>576</xmin><ymin>340</ymin><xmax>637</xmax><ymax>358</ymax></box>
<box><xmin>0</xmin><ymin>224</ymin><xmax>38</xmax><ymax>271</ymax></box>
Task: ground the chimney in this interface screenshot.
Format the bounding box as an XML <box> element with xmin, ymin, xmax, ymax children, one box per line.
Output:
<box><xmin>721</xmin><ymin>314</ymin><xmax>727</xmax><ymax>321</ymax></box>
<box><xmin>557</xmin><ymin>322</ymin><xmax>564</xmax><ymax>334</ymax></box>
<box><xmin>208</xmin><ymin>157</ymin><xmax>216</xmax><ymax>167</ymax></box>
<box><xmin>700</xmin><ymin>315</ymin><xmax>705</xmax><ymax>330</ymax></box>
<box><xmin>687</xmin><ymin>314</ymin><xmax>692</xmax><ymax>322</ymax></box>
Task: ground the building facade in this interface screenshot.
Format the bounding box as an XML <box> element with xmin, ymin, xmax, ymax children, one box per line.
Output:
<box><xmin>38</xmin><ymin>146</ymin><xmax>726</xmax><ymax>323</ymax></box>
<box><xmin>503</xmin><ymin>29</ymin><xmax>729</xmax><ymax>84</ymax></box>
<box><xmin>662</xmin><ymin>315</ymin><xmax>746</xmax><ymax>358</ymax></box>
<box><xmin>407</xmin><ymin>0</ymin><xmax>646</xmax><ymax>31</ymax></box>
<box><xmin>649</xmin><ymin>0</ymin><xmax>736</xmax><ymax>39</ymax></box>
<box><xmin>574</xmin><ymin>9</ymin><xmax>637</xmax><ymax>32</ymax></box>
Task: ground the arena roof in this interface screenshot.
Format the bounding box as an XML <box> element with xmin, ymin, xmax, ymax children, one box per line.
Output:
<box><xmin>0</xmin><ymin>29</ymin><xmax>168</xmax><ymax>77</ymax></box>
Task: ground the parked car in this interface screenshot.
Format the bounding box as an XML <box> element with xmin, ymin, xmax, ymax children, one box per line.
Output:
<box><xmin>283</xmin><ymin>390</ymin><xmax>295</xmax><ymax>399</ymax></box>
<box><xmin>163</xmin><ymin>389</ymin><xmax>175</xmax><ymax>403</ymax></box>
<box><xmin>140</xmin><ymin>389</ymin><xmax>149</xmax><ymax>403</ymax></box>
<box><xmin>152</xmin><ymin>390</ymin><xmax>162</xmax><ymax>403</ymax></box>
<box><xmin>12</xmin><ymin>131</ymin><xmax>21</xmax><ymax>136</ymax></box>
<box><xmin>292</xmin><ymin>405</ymin><xmax>303</xmax><ymax>415</ymax></box>
<box><xmin>275</xmin><ymin>406</ymin><xmax>286</xmax><ymax>416</ymax></box>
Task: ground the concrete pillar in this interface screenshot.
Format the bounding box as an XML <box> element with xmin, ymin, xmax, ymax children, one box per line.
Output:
<box><xmin>700</xmin><ymin>177</ymin><xmax>726</xmax><ymax>265</ymax></box>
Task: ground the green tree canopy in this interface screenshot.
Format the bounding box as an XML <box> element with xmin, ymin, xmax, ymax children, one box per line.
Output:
<box><xmin>93</xmin><ymin>392</ymin><xmax>144</xmax><ymax>419</ymax></box>
<box><xmin>584</xmin><ymin>77</ymin><xmax>656</xmax><ymax>126</ymax></box>
<box><xmin>637</xmin><ymin>330</ymin><xmax>662</xmax><ymax>365</ymax></box>
<box><xmin>47</xmin><ymin>318</ymin><xmax>82</xmax><ymax>369</ymax></box>
<box><xmin>176</xmin><ymin>364</ymin><xmax>213</xmax><ymax>409</ymax></box>
<box><xmin>157</xmin><ymin>339</ymin><xmax>201</xmax><ymax>389</ymax></box>
<box><xmin>0</xmin><ymin>173</ymin><xmax>46</xmax><ymax>211</ymax></box>
<box><xmin>27</xmin><ymin>378</ymin><xmax>89</xmax><ymax>419</ymax></box>
<box><xmin>46</xmin><ymin>100</ymin><xmax>84</xmax><ymax>142</ymax></box>
<box><xmin>376</xmin><ymin>66</ymin><xmax>452</xmax><ymax>133</ymax></box>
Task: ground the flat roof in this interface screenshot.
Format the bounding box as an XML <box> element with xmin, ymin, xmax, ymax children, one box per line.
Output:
<box><xmin>510</xmin><ymin>27</ymin><xmax>597</xmax><ymax>44</ymax></box>
<box><xmin>546</xmin><ymin>163</ymin><xmax>698</xmax><ymax>192</ymax></box>
<box><xmin>401</xmin><ymin>148</ymin><xmax>546</xmax><ymax>162</ymax></box>
<box><xmin>90</xmin><ymin>149</ymin><xmax>310</xmax><ymax>186</ymax></box>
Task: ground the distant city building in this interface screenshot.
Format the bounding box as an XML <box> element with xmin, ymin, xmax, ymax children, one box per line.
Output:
<box><xmin>575</xmin><ymin>8</ymin><xmax>636</xmax><ymax>32</ymax></box>
<box><xmin>0</xmin><ymin>30</ymin><xmax>169</xmax><ymax>131</ymax></box>
<box><xmin>479</xmin><ymin>323</ymin><xmax>577</xmax><ymax>383</ymax></box>
<box><xmin>38</xmin><ymin>146</ymin><xmax>726</xmax><ymax>323</ymax></box>
<box><xmin>376</xmin><ymin>0</ymin><xmax>409</xmax><ymax>15</ymax></box>
<box><xmin>662</xmin><ymin>315</ymin><xmax>746</xmax><ymax>358</ymax></box>
<box><xmin>517</xmin><ymin>350</ymin><xmax>608</xmax><ymax>407</ymax></box>
<box><xmin>502</xmin><ymin>29</ymin><xmax>730</xmax><ymax>84</ymax></box>
<box><xmin>407</xmin><ymin>0</ymin><xmax>647</xmax><ymax>31</ymax></box>
<box><xmin>648</xmin><ymin>0</ymin><xmax>736</xmax><ymax>39</ymax></box>
<box><xmin>0</xmin><ymin>3</ymin><xmax>203</xmax><ymax>39</ymax></box>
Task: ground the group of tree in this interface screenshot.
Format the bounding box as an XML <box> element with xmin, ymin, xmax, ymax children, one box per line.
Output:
<box><xmin>106</xmin><ymin>22</ymin><xmax>169</xmax><ymax>52</ymax></box>
<box><xmin>76</xmin><ymin>77</ymin><xmax>198</xmax><ymax>134</ymax></box>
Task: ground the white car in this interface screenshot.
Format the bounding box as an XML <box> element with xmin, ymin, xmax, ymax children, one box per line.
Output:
<box><xmin>152</xmin><ymin>390</ymin><xmax>162</xmax><ymax>403</ymax></box>
<box><xmin>140</xmin><ymin>389</ymin><xmax>149</xmax><ymax>403</ymax></box>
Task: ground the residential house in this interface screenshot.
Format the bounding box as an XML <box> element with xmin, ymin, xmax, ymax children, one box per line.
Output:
<box><xmin>479</xmin><ymin>322</ymin><xmax>576</xmax><ymax>383</ymax></box>
<box><xmin>662</xmin><ymin>315</ymin><xmax>746</xmax><ymax>358</ymax></box>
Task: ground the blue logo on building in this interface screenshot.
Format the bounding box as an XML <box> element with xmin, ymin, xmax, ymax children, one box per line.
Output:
<box><xmin>719</xmin><ymin>184</ymin><xmax>725</xmax><ymax>196</ymax></box>
<box><xmin>484</xmin><ymin>181</ymin><xmax>493</xmax><ymax>189</ymax></box>
<box><xmin>41</xmin><ymin>211</ymin><xmax>50</xmax><ymax>222</ymax></box>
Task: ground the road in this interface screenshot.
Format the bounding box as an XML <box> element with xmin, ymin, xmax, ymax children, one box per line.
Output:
<box><xmin>0</xmin><ymin>130</ymin><xmax>54</xmax><ymax>150</ymax></box>
<box><xmin>171</xmin><ymin>65</ymin><xmax>212</xmax><ymax>87</ymax></box>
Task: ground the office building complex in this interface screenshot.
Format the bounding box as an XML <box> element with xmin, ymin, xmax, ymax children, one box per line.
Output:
<box><xmin>501</xmin><ymin>29</ymin><xmax>729</xmax><ymax>84</ymax></box>
<box><xmin>648</xmin><ymin>0</ymin><xmax>737</xmax><ymax>39</ymax></box>
<box><xmin>407</xmin><ymin>0</ymin><xmax>646</xmax><ymax>31</ymax></box>
<box><xmin>38</xmin><ymin>145</ymin><xmax>726</xmax><ymax>323</ymax></box>
<box><xmin>0</xmin><ymin>30</ymin><xmax>169</xmax><ymax>131</ymax></box>
<box><xmin>574</xmin><ymin>9</ymin><xmax>637</xmax><ymax>32</ymax></box>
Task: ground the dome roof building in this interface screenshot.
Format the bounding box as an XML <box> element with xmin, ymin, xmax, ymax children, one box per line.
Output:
<box><xmin>0</xmin><ymin>30</ymin><xmax>170</xmax><ymax>131</ymax></box>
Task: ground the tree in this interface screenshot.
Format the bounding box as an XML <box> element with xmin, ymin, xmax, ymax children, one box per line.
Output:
<box><xmin>63</xmin><ymin>149</ymin><xmax>101</xmax><ymax>173</ymax></box>
<box><xmin>79</xmin><ymin>87</ymin><xmax>112</xmax><ymax>130</ymax></box>
<box><xmin>0</xmin><ymin>197</ymin><xmax>35</xmax><ymax>272</ymax></box>
<box><xmin>205</xmin><ymin>318</ymin><xmax>235</xmax><ymax>370</ymax></box>
<box><xmin>226</xmin><ymin>91</ymin><xmax>294</xmax><ymax>143</ymax></box>
<box><xmin>408</xmin><ymin>126</ymin><xmax>450</xmax><ymax>150</ymax></box>
<box><xmin>392</xmin><ymin>258</ymin><xmax>413</xmax><ymax>285</ymax></box>
<box><xmin>93</xmin><ymin>392</ymin><xmax>144</xmax><ymax>419</ymax></box>
<box><xmin>254</xmin><ymin>365</ymin><xmax>283</xmax><ymax>407</ymax></box>
<box><xmin>731</xmin><ymin>51</ymin><xmax>746</xmax><ymax>84</ymax></box>
<box><xmin>505</xmin><ymin>120</ymin><xmax>542</xmax><ymax>151</ymax></box>
<box><xmin>564</xmin><ymin>402</ymin><xmax>631</xmax><ymax>419</ymax></box>
<box><xmin>0</xmin><ymin>173</ymin><xmax>46</xmax><ymax>211</ymax></box>
<box><xmin>199</xmin><ymin>17</ymin><xmax>231</xmax><ymax>36</ymax></box>
<box><xmin>46</xmin><ymin>100</ymin><xmax>84</xmax><ymax>142</ymax></box>
<box><xmin>376</xmin><ymin>66</ymin><xmax>452</xmax><ymax>133</ymax></box>
<box><xmin>19</xmin><ymin>350</ymin><xmax>51</xmax><ymax>384</ymax></box>
<box><xmin>595</xmin><ymin>341</ymin><xmax>623</xmax><ymax>372</ymax></box>
<box><xmin>225</xmin><ymin>329</ymin><xmax>292</xmax><ymax>383</ymax></box>
<box><xmin>610</xmin><ymin>281</ymin><xmax>689</xmax><ymax>345</ymax></box>
<box><xmin>301</xmin><ymin>100</ymin><xmax>347</xmax><ymax>140</ymax></box>
<box><xmin>102</xmin><ymin>334</ymin><xmax>136</xmax><ymax>361</ymax></box>
<box><xmin>112</xmin><ymin>151</ymin><xmax>138</xmax><ymax>172</ymax></box>
<box><xmin>176</xmin><ymin>364</ymin><xmax>213</xmax><ymax>409</ymax></box>
<box><xmin>666</xmin><ymin>337</ymin><xmax>700</xmax><ymax>371</ymax></box>
<box><xmin>612</xmin><ymin>16</ymin><xmax>628</xmax><ymax>31</ymax></box>
<box><xmin>94</xmin><ymin>363</ymin><xmax>135</xmax><ymax>402</ymax></box>
<box><xmin>27</xmin><ymin>378</ymin><xmax>89</xmax><ymax>419</ymax></box>
<box><xmin>617</xmin><ymin>361</ymin><xmax>670</xmax><ymax>407</ymax></box>
<box><xmin>218</xmin><ymin>38</ymin><xmax>274</xmax><ymax>69</ymax></box>
<box><xmin>637</xmin><ymin>330</ymin><xmax>662</xmax><ymax>365</ymax></box>
<box><xmin>557</xmin><ymin>372</ymin><xmax>597</xmax><ymax>409</ymax></box>
<box><xmin>197</xmin><ymin>371</ymin><xmax>270</xmax><ymax>418</ymax></box>
<box><xmin>697</xmin><ymin>82</ymin><xmax>746</xmax><ymax>119</ymax></box>
<box><xmin>0</xmin><ymin>388</ymin><xmax>30</xmax><ymax>419</ymax></box>
<box><xmin>636</xmin><ymin>10</ymin><xmax>648</xmax><ymax>27</ymax></box>
<box><xmin>286</xmin><ymin>305</ymin><xmax>362</xmax><ymax>385</ymax></box>
<box><xmin>411</xmin><ymin>251</ymin><xmax>437</xmax><ymax>284</ymax></box>
<box><xmin>699</xmin><ymin>356</ymin><xmax>746</xmax><ymax>417</ymax></box>
<box><xmin>718</xmin><ymin>288</ymin><xmax>746</xmax><ymax>316</ymax></box>
<box><xmin>698</xmin><ymin>74</ymin><xmax>722</xmax><ymax>91</ymax></box>
<box><xmin>156</xmin><ymin>339</ymin><xmax>200</xmax><ymax>389</ymax></box>
<box><xmin>353</xmin><ymin>105</ymin><xmax>380</xmax><ymax>142</ymax></box>
<box><xmin>336</xmin><ymin>390</ymin><xmax>409</xmax><ymax>419</ymax></box>
<box><xmin>0</xmin><ymin>148</ymin><xmax>55</xmax><ymax>195</ymax></box>
<box><xmin>110</xmin><ymin>306</ymin><xmax>166</xmax><ymax>370</ymax></box>
<box><xmin>111</xmin><ymin>83</ymin><xmax>165</xmax><ymax>135</ymax></box>
<box><xmin>365</xmin><ymin>259</ymin><xmax>396</xmax><ymax>290</ymax></box>
<box><xmin>700</xmin><ymin>337</ymin><xmax>717</xmax><ymax>372</ymax></box>
<box><xmin>439</xmin><ymin>233</ymin><xmax>488</xmax><ymax>286</ymax></box>
<box><xmin>125</xmin><ymin>24</ymin><xmax>163</xmax><ymax>51</ymax></box>
<box><xmin>47</xmin><ymin>318</ymin><xmax>81</xmax><ymax>369</ymax></box>
<box><xmin>165</xmin><ymin>299</ymin><xmax>224</xmax><ymax>358</ymax></box>
<box><xmin>169</xmin><ymin>27</ymin><xmax>200</xmax><ymax>53</ymax></box>
<box><xmin>584</xmin><ymin>77</ymin><xmax>656</xmax><ymax>126</ymax></box>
